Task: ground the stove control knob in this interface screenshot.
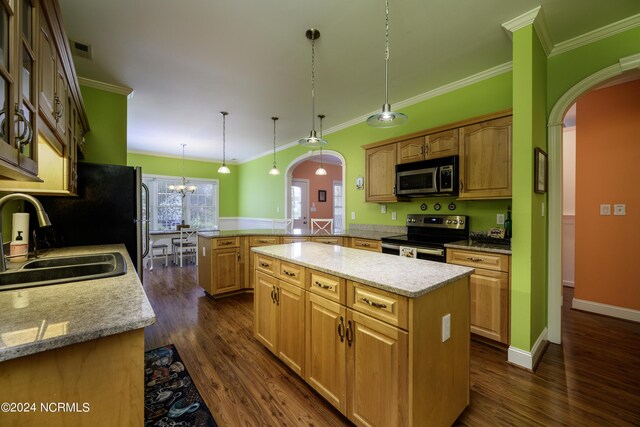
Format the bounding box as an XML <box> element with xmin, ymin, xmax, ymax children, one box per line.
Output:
<box><xmin>459</xmin><ymin>220</ymin><xmax>465</xmax><ymax>225</ymax></box>
<box><xmin>446</xmin><ymin>220</ymin><xmax>452</xmax><ymax>224</ymax></box>
<box><xmin>453</xmin><ymin>220</ymin><xmax>458</xmax><ymax>224</ymax></box>
<box><xmin>411</xmin><ymin>218</ymin><xmax>416</xmax><ymax>223</ymax></box>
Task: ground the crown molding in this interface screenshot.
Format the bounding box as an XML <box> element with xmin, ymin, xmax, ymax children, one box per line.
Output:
<box><xmin>127</xmin><ymin>149</ymin><xmax>238</xmax><ymax>165</ymax></box>
<box><xmin>502</xmin><ymin>6</ymin><xmax>553</xmax><ymax>56</ymax></box>
<box><xmin>550</xmin><ymin>13</ymin><xmax>640</xmax><ymax>57</ymax></box>
<box><xmin>77</xmin><ymin>77</ymin><xmax>134</xmax><ymax>97</ymax></box>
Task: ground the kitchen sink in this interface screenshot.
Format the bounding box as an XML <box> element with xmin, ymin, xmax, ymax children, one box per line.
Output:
<box><xmin>0</xmin><ymin>252</ymin><xmax>127</xmax><ymax>292</ymax></box>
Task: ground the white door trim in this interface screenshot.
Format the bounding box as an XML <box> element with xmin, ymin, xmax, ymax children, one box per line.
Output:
<box><xmin>291</xmin><ymin>178</ymin><xmax>310</xmax><ymax>228</ymax></box>
<box><xmin>546</xmin><ymin>52</ymin><xmax>640</xmax><ymax>344</ymax></box>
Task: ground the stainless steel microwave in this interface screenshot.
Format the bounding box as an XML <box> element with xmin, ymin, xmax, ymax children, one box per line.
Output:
<box><xmin>395</xmin><ymin>156</ymin><xmax>459</xmax><ymax>197</ymax></box>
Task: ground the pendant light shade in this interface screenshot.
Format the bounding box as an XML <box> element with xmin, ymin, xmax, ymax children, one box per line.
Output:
<box><xmin>315</xmin><ymin>114</ymin><xmax>327</xmax><ymax>176</ymax></box>
<box><xmin>298</xmin><ymin>29</ymin><xmax>328</xmax><ymax>147</ymax></box>
<box><xmin>269</xmin><ymin>117</ymin><xmax>280</xmax><ymax>175</ymax></box>
<box><xmin>218</xmin><ymin>111</ymin><xmax>231</xmax><ymax>174</ymax></box>
<box><xmin>169</xmin><ymin>143</ymin><xmax>197</xmax><ymax>197</ymax></box>
<box><xmin>366</xmin><ymin>0</ymin><xmax>408</xmax><ymax>128</ymax></box>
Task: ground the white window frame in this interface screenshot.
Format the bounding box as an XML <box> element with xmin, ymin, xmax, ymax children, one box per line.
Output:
<box><xmin>333</xmin><ymin>179</ymin><xmax>343</xmax><ymax>230</ymax></box>
<box><xmin>143</xmin><ymin>173</ymin><xmax>219</xmax><ymax>230</ymax></box>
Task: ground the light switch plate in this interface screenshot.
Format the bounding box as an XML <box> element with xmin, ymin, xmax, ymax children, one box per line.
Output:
<box><xmin>391</xmin><ymin>212</ymin><xmax>397</xmax><ymax>221</ymax></box>
<box><xmin>600</xmin><ymin>204</ymin><xmax>611</xmax><ymax>215</ymax></box>
<box><xmin>614</xmin><ymin>204</ymin><xmax>626</xmax><ymax>216</ymax></box>
<box><xmin>380</xmin><ymin>204</ymin><xmax>387</xmax><ymax>214</ymax></box>
<box><xmin>496</xmin><ymin>214</ymin><xmax>505</xmax><ymax>225</ymax></box>
<box><xmin>442</xmin><ymin>314</ymin><xmax>451</xmax><ymax>342</ymax></box>
<box><xmin>351</xmin><ymin>211</ymin><xmax>356</xmax><ymax>220</ymax></box>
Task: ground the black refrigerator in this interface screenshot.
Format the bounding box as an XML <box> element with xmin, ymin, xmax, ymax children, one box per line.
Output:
<box><xmin>34</xmin><ymin>162</ymin><xmax>148</xmax><ymax>279</ymax></box>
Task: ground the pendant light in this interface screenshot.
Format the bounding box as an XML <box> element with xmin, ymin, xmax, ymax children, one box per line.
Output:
<box><xmin>298</xmin><ymin>29</ymin><xmax>328</xmax><ymax>146</ymax></box>
<box><xmin>315</xmin><ymin>114</ymin><xmax>327</xmax><ymax>176</ymax></box>
<box><xmin>217</xmin><ymin>111</ymin><xmax>231</xmax><ymax>174</ymax></box>
<box><xmin>168</xmin><ymin>143</ymin><xmax>197</xmax><ymax>197</ymax></box>
<box><xmin>269</xmin><ymin>117</ymin><xmax>280</xmax><ymax>175</ymax></box>
<box><xmin>366</xmin><ymin>0</ymin><xmax>408</xmax><ymax>128</ymax></box>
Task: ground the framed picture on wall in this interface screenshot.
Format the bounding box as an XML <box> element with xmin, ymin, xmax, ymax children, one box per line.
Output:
<box><xmin>318</xmin><ymin>190</ymin><xmax>327</xmax><ymax>202</ymax></box>
<box><xmin>534</xmin><ymin>147</ymin><xmax>548</xmax><ymax>193</ymax></box>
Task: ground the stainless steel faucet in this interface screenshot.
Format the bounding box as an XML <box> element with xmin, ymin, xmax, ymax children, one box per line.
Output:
<box><xmin>0</xmin><ymin>193</ymin><xmax>52</xmax><ymax>272</ymax></box>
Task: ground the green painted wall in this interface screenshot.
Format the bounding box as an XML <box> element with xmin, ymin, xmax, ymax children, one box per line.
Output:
<box><xmin>80</xmin><ymin>86</ymin><xmax>128</xmax><ymax>166</ymax></box>
<box><xmin>511</xmin><ymin>25</ymin><xmax>548</xmax><ymax>351</ymax></box>
<box><xmin>127</xmin><ymin>153</ymin><xmax>239</xmax><ymax>217</ymax></box>
<box><xmin>547</xmin><ymin>26</ymin><xmax>640</xmax><ymax>112</ymax></box>
<box><xmin>239</xmin><ymin>72</ymin><xmax>513</xmax><ymax>231</ymax></box>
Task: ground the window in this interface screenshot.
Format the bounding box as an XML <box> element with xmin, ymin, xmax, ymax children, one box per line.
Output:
<box><xmin>143</xmin><ymin>174</ymin><xmax>218</xmax><ymax>231</ymax></box>
<box><xmin>333</xmin><ymin>180</ymin><xmax>343</xmax><ymax>229</ymax></box>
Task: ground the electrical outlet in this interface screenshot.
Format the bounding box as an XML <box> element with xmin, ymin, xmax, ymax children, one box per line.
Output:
<box><xmin>276</xmin><ymin>206</ymin><xmax>280</xmax><ymax>213</ymax></box>
<box><xmin>496</xmin><ymin>214</ymin><xmax>505</xmax><ymax>225</ymax></box>
<box><xmin>442</xmin><ymin>314</ymin><xmax>451</xmax><ymax>342</ymax></box>
<box><xmin>600</xmin><ymin>204</ymin><xmax>611</xmax><ymax>215</ymax></box>
<box><xmin>380</xmin><ymin>204</ymin><xmax>387</xmax><ymax>214</ymax></box>
<box><xmin>391</xmin><ymin>212</ymin><xmax>397</xmax><ymax>221</ymax></box>
<box><xmin>614</xmin><ymin>204</ymin><xmax>626</xmax><ymax>216</ymax></box>
<box><xmin>351</xmin><ymin>211</ymin><xmax>356</xmax><ymax>220</ymax></box>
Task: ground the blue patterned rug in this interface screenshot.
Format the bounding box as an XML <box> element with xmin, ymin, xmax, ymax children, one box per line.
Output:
<box><xmin>144</xmin><ymin>344</ymin><xmax>217</xmax><ymax>427</ymax></box>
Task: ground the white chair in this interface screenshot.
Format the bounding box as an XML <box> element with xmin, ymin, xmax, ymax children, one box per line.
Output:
<box><xmin>272</xmin><ymin>218</ymin><xmax>294</xmax><ymax>230</ymax></box>
<box><xmin>147</xmin><ymin>240</ymin><xmax>168</xmax><ymax>270</ymax></box>
<box><xmin>311</xmin><ymin>218</ymin><xmax>333</xmax><ymax>234</ymax></box>
<box><xmin>172</xmin><ymin>228</ymin><xmax>198</xmax><ymax>267</ymax></box>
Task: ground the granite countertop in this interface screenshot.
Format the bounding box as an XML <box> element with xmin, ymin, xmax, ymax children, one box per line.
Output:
<box><xmin>197</xmin><ymin>229</ymin><xmax>400</xmax><ymax>241</ymax></box>
<box><xmin>253</xmin><ymin>242</ymin><xmax>474</xmax><ymax>298</ymax></box>
<box><xmin>445</xmin><ymin>240</ymin><xmax>512</xmax><ymax>255</ymax></box>
<box><xmin>0</xmin><ymin>244</ymin><xmax>156</xmax><ymax>362</ymax></box>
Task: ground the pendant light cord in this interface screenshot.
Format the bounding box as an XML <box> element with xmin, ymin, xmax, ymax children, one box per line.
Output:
<box><xmin>311</xmin><ymin>36</ymin><xmax>317</xmax><ymax>132</ymax></box>
<box><xmin>181</xmin><ymin>143</ymin><xmax>186</xmax><ymax>182</ymax></box>
<box><xmin>318</xmin><ymin>114</ymin><xmax>324</xmax><ymax>166</ymax></box>
<box><xmin>272</xmin><ymin>117</ymin><xmax>278</xmax><ymax>164</ymax></box>
<box><xmin>221</xmin><ymin>112</ymin><xmax>227</xmax><ymax>165</ymax></box>
<box><xmin>384</xmin><ymin>0</ymin><xmax>390</xmax><ymax>105</ymax></box>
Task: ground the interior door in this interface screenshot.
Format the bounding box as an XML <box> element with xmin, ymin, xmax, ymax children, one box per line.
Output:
<box><xmin>291</xmin><ymin>178</ymin><xmax>309</xmax><ymax>229</ymax></box>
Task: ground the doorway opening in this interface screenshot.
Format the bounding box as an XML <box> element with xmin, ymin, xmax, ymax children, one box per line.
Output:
<box><xmin>285</xmin><ymin>151</ymin><xmax>346</xmax><ymax>231</ymax></box>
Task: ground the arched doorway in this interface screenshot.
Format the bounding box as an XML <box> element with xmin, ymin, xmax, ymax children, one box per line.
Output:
<box><xmin>547</xmin><ymin>53</ymin><xmax>640</xmax><ymax>343</ymax></box>
<box><xmin>284</xmin><ymin>151</ymin><xmax>346</xmax><ymax>230</ymax></box>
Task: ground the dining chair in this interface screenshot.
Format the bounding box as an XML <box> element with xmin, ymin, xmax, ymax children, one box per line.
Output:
<box><xmin>171</xmin><ymin>228</ymin><xmax>198</xmax><ymax>267</ymax></box>
<box><xmin>311</xmin><ymin>218</ymin><xmax>333</xmax><ymax>234</ymax></box>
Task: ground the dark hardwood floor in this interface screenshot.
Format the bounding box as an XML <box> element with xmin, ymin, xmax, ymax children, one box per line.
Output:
<box><xmin>143</xmin><ymin>265</ymin><xmax>640</xmax><ymax>426</ymax></box>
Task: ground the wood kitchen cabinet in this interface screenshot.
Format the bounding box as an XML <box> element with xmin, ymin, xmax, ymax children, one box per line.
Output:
<box><xmin>311</xmin><ymin>236</ymin><xmax>344</xmax><ymax>246</ymax></box>
<box><xmin>350</xmin><ymin>238</ymin><xmax>381</xmax><ymax>252</ymax></box>
<box><xmin>254</xmin><ymin>262</ymin><xmax>305</xmax><ymax>377</ymax></box>
<box><xmin>198</xmin><ymin>236</ymin><xmax>241</xmax><ymax>297</ymax></box>
<box><xmin>282</xmin><ymin>236</ymin><xmax>309</xmax><ymax>244</ymax></box>
<box><xmin>365</xmin><ymin>143</ymin><xmax>399</xmax><ymax>202</ymax></box>
<box><xmin>426</xmin><ymin>128</ymin><xmax>459</xmax><ymax>159</ymax></box>
<box><xmin>397</xmin><ymin>136</ymin><xmax>425</xmax><ymax>164</ymax></box>
<box><xmin>247</xmin><ymin>235</ymin><xmax>281</xmax><ymax>289</ymax></box>
<box><xmin>458</xmin><ymin>116</ymin><xmax>512</xmax><ymax>199</ymax></box>
<box><xmin>447</xmin><ymin>248</ymin><xmax>510</xmax><ymax>344</ymax></box>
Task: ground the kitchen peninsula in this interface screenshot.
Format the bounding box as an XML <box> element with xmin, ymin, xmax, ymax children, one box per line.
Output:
<box><xmin>252</xmin><ymin>242</ymin><xmax>474</xmax><ymax>427</ymax></box>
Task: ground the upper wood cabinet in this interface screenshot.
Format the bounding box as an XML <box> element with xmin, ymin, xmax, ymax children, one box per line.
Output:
<box><xmin>0</xmin><ymin>0</ymin><xmax>40</xmax><ymax>181</ymax></box>
<box><xmin>397</xmin><ymin>136</ymin><xmax>425</xmax><ymax>164</ymax></box>
<box><xmin>365</xmin><ymin>143</ymin><xmax>399</xmax><ymax>202</ymax></box>
<box><xmin>459</xmin><ymin>116</ymin><xmax>512</xmax><ymax>199</ymax></box>
<box><xmin>0</xmin><ymin>0</ymin><xmax>90</xmax><ymax>192</ymax></box>
<box><xmin>426</xmin><ymin>128</ymin><xmax>458</xmax><ymax>159</ymax></box>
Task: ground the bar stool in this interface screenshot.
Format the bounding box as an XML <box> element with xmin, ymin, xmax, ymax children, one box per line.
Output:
<box><xmin>148</xmin><ymin>241</ymin><xmax>168</xmax><ymax>270</ymax></box>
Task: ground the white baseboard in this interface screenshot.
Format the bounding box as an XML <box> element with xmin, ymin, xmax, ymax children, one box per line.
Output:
<box><xmin>572</xmin><ymin>298</ymin><xmax>640</xmax><ymax>323</ymax></box>
<box><xmin>219</xmin><ymin>217</ymin><xmax>279</xmax><ymax>230</ymax></box>
<box><xmin>508</xmin><ymin>327</ymin><xmax>548</xmax><ymax>370</ymax></box>
<box><xmin>562</xmin><ymin>280</ymin><xmax>575</xmax><ymax>287</ymax></box>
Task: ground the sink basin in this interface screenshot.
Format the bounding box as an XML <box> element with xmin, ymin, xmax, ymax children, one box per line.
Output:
<box><xmin>0</xmin><ymin>252</ymin><xmax>127</xmax><ymax>292</ymax></box>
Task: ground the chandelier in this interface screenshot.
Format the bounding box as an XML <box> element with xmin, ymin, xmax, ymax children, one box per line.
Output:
<box><xmin>169</xmin><ymin>144</ymin><xmax>196</xmax><ymax>197</ymax></box>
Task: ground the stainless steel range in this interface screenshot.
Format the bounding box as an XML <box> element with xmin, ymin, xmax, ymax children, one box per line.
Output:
<box><xmin>381</xmin><ymin>214</ymin><xmax>469</xmax><ymax>262</ymax></box>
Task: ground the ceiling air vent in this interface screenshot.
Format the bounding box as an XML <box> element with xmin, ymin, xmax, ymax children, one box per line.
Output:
<box><xmin>70</xmin><ymin>39</ymin><xmax>92</xmax><ymax>60</ymax></box>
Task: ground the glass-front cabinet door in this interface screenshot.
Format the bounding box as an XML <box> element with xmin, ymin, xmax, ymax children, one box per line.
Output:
<box><xmin>0</xmin><ymin>1</ymin><xmax>17</xmax><ymax>167</ymax></box>
<box><xmin>16</xmin><ymin>0</ymin><xmax>38</xmax><ymax>175</ymax></box>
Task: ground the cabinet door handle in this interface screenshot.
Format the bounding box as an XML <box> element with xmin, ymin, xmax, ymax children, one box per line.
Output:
<box><xmin>314</xmin><ymin>280</ymin><xmax>332</xmax><ymax>290</ymax></box>
<box><xmin>466</xmin><ymin>257</ymin><xmax>484</xmax><ymax>262</ymax></box>
<box><xmin>425</xmin><ymin>142</ymin><xmax>429</xmax><ymax>154</ymax></box>
<box><xmin>460</xmin><ymin>179</ymin><xmax>464</xmax><ymax>192</ymax></box>
<box><xmin>282</xmin><ymin>269</ymin><xmax>296</xmax><ymax>277</ymax></box>
<box><xmin>14</xmin><ymin>105</ymin><xmax>33</xmax><ymax>150</ymax></box>
<box><xmin>274</xmin><ymin>287</ymin><xmax>280</xmax><ymax>305</ymax></box>
<box><xmin>346</xmin><ymin>320</ymin><xmax>353</xmax><ymax>347</ymax></box>
<box><xmin>237</xmin><ymin>252</ymin><xmax>240</xmax><ymax>262</ymax></box>
<box><xmin>337</xmin><ymin>316</ymin><xmax>345</xmax><ymax>343</ymax></box>
<box><xmin>420</xmin><ymin>145</ymin><xmax>424</xmax><ymax>156</ymax></box>
<box><xmin>260</xmin><ymin>262</ymin><xmax>270</xmax><ymax>268</ymax></box>
<box><xmin>361</xmin><ymin>297</ymin><xmax>387</xmax><ymax>309</ymax></box>
<box><xmin>270</xmin><ymin>287</ymin><xmax>276</xmax><ymax>304</ymax></box>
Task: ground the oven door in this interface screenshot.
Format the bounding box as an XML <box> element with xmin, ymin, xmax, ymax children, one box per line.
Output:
<box><xmin>381</xmin><ymin>243</ymin><xmax>445</xmax><ymax>262</ymax></box>
<box><xmin>396</xmin><ymin>167</ymin><xmax>438</xmax><ymax>196</ymax></box>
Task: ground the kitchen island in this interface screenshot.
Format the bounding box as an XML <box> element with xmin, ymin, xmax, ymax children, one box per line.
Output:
<box><xmin>252</xmin><ymin>242</ymin><xmax>474</xmax><ymax>427</ymax></box>
<box><xmin>0</xmin><ymin>244</ymin><xmax>155</xmax><ymax>427</ymax></box>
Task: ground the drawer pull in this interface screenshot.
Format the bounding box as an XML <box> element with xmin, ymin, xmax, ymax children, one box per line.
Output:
<box><xmin>260</xmin><ymin>262</ymin><xmax>271</xmax><ymax>268</ymax></box>
<box><xmin>314</xmin><ymin>280</ymin><xmax>332</xmax><ymax>290</ymax></box>
<box><xmin>361</xmin><ymin>297</ymin><xmax>387</xmax><ymax>309</ymax></box>
<box><xmin>220</xmin><ymin>241</ymin><xmax>233</xmax><ymax>245</ymax></box>
<box><xmin>258</xmin><ymin>239</ymin><xmax>269</xmax><ymax>243</ymax></box>
<box><xmin>283</xmin><ymin>269</ymin><xmax>296</xmax><ymax>277</ymax></box>
<box><xmin>466</xmin><ymin>257</ymin><xmax>484</xmax><ymax>262</ymax></box>
<box><xmin>360</xmin><ymin>242</ymin><xmax>370</xmax><ymax>247</ymax></box>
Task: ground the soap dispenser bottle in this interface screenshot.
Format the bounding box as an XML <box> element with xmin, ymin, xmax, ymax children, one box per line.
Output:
<box><xmin>504</xmin><ymin>206</ymin><xmax>512</xmax><ymax>239</ymax></box>
<box><xmin>10</xmin><ymin>231</ymin><xmax>28</xmax><ymax>262</ymax></box>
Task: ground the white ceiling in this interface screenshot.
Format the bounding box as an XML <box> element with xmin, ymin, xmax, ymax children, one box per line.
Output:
<box><xmin>58</xmin><ymin>0</ymin><xmax>640</xmax><ymax>163</ymax></box>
